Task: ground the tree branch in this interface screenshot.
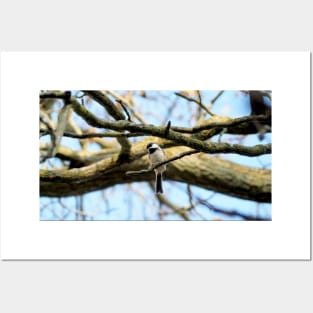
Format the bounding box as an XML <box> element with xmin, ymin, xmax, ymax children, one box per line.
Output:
<box><xmin>105</xmin><ymin>90</ymin><xmax>146</xmax><ymax>124</ymax></box>
<box><xmin>147</xmin><ymin>182</ymin><xmax>190</xmax><ymax>220</ymax></box>
<box><xmin>40</xmin><ymin>145</ymin><xmax>271</xmax><ymax>202</ymax></box>
<box><xmin>175</xmin><ymin>91</ymin><xmax>216</xmax><ymax>116</ymax></box>
<box><xmin>198</xmin><ymin>200</ymin><xmax>271</xmax><ymax>221</ymax></box>
<box><xmin>59</xmin><ymin>131</ymin><xmax>146</xmax><ymax>139</ymax></box>
<box><xmin>68</xmin><ymin>97</ymin><xmax>271</xmax><ymax>156</ymax></box>
<box><xmin>116</xmin><ymin>99</ymin><xmax>132</xmax><ymax>121</ymax></box>
<box><xmin>40</xmin><ymin>91</ymin><xmax>270</xmax><ymax>135</ymax></box>
<box><xmin>171</xmin><ymin>114</ymin><xmax>271</xmax><ymax>134</ymax></box>
<box><xmin>40</xmin><ymin>93</ymin><xmax>271</xmax><ymax>158</ymax></box>
<box><xmin>210</xmin><ymin>90</ymin><xmax>224</xmax><ymax>105</ymax></box>
<box><xmin>82</xmin><ymin>90</ymin><xmax>125</xmax><ymax>120</ymax></box>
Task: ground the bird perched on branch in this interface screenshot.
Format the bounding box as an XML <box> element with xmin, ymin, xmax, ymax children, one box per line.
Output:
<box><xmin>147</xmin><ymin>143</ymin><xmax>167</xmax><ymax>194</ymax></box>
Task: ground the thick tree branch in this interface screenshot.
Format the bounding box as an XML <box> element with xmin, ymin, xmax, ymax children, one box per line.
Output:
<box><xmin>40</xmin><ymin>142</ymin><xmax>120</xmax><ymax>166</ymax></box>
<box><xmin>40</xmin><ymin>145</ymin><xmax>271</xmax><ymax>202</ymax></box>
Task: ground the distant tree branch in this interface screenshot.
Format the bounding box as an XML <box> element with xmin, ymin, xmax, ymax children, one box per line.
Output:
<box><xmin>148</xmin><ymin>182</ymin><xmax>190</xmax><ymax>220</ymax></box>
<box><xmin>175</xmin><ymin>91</ymin><xmax>216</xmax><ymax>116</ymax></box>
<box><xmin>210</xmin><ymin>90</ymin><xmax>224</xmax><ymax>105</ymax></box>
<box><xmin>198</xmin><ymin>199</ymin><xmax>271</xmax><ymax>221</ymax></box>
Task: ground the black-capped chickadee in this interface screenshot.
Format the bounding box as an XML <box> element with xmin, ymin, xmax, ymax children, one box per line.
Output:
<box><xmin>147</xmin><ymin>143</ymin><xmax>166</xmax><ymax>194</ymax></box>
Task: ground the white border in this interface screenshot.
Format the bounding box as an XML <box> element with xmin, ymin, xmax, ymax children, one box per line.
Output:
<box><xmin>0</xmin><ymin>52</ymin><xmax>310</xmax><ymax>259</ymax></box>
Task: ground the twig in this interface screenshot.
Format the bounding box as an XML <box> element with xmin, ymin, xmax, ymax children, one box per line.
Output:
<box><xmin>116</xmin><ymin>99</ymin><xmax>132</xmax><ymax>121</ymax></box>
<box><xmin>58</xmin><ymin>198</ymin><xmax>96</xmax><ymax>219</ymax></box>
<box><xmin>175</xmin><ymin>91</ymin><xmax>216</xmax><ymax>116</ymax></box>
<box><xmin>165</xmin><ymin>120</ymin><xmax>171</xmax><ymax>135</ymax></box>
<box><xmin>105</xmin><ymin>90</ymin><xmax>146</xmax><ymax>124</ymax></box>
<box><xmin>62</xmin><ymin>131</ymin><xmax>146</xmax><ymax>139</ymax></box>
<box><xmin>187</xmin><ymin>184</ymin><xmax>194</xmax><ymax>209</ymax></box>
<box><xmin>126</xmin><ymin>149</ymin><xmax>200</xmax><ymax>175</ymax></box>
<box><xmin>148</xmin><ymin>182</ymin><xmax>190</xmax><ymax>220</ymax></box>
<box><xmin>196</xmin><ymin>90</ymin><xmax>202</xmax><ymax>105</ymax></box>
<box><xmin>198</xmin><ymin>199</ymin><xmax>271</xmax><ymax>221</ymax></box>
<box><xmin>210</xmin><ymin>90</ymin><xmax>224</xmax><ymax>105</ymax></box>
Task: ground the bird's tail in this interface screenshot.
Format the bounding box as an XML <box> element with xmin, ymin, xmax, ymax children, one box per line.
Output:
<box><xmin>156</xmin><ymin>173</ymin><xmax>163</xmax><ymax>194</ymax></box>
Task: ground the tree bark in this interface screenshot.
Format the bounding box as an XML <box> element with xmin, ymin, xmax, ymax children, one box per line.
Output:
<box><xmin>40</xmin><ymin>144</ymin><xmax>271</xmax><ymax>203</ymax></box>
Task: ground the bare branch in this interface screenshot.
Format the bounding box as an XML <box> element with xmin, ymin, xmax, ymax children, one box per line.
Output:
<box><xmin>61</xmin><ymin>131</ymin><xmax>146</xmax><ymax>139</ymax></box>
<box><xmin>198</xmin><ymin>200</ymin><xmax>271</xmax><ymax>221</ymax></box>
<box><xmin>148</xmin><ymin>182</ymin><xmax>190</xmax><ymax>220</ymax></box>
<box><xmin>68</xmin><ymin>98</ymin><xmax>271</xmax><ymax>156</ymax></box>
<box><xmin>116</xmin><ymin>99</ymin><xmax>132</xmax><ymax>121</ymax></box>
<box><xmin>171</xmin><ymin>114</ymin><xmax>271</xmax><ymax>134</ymax></box>
<box><xmin>210</xmin><ymin>90</ymin><xmax>224</xmax><ymax>105</ymax></box>
<box><xmin>175</xmin><ymin>91</ymin><xmax>216</xmax><ymax>116</ymax></box>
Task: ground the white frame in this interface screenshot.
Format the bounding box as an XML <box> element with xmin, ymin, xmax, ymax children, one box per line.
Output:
<box><xmin>0</xmin><ymin>52</ymin><xmax>310</xmax><ymax>260</ymax></box>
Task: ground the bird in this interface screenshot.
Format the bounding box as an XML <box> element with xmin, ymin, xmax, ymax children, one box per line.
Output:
<box><xmin>146</xmin><ymin>143</ymin><xmax>167</xmax><ymax>194</ymax></box>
